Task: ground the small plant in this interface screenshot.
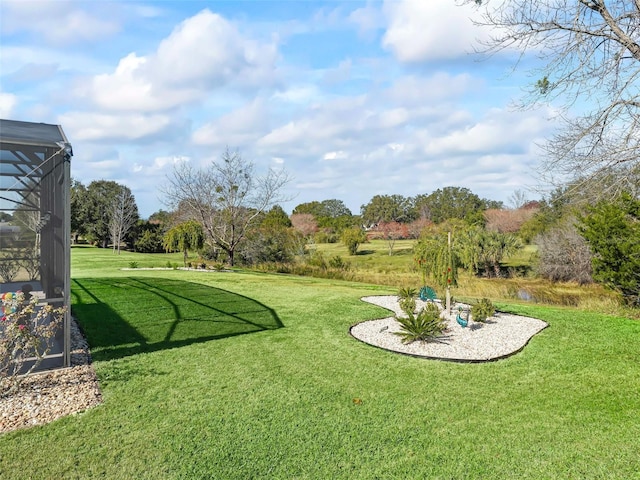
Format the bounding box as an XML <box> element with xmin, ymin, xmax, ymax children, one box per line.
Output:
<box><xmin>199</xmin><ymin>262</ymin><xmax>207</xmax><ymax>269</ymax></box>
<box><xmin>397</xmin><ymin>287</ymin><xmax>417</xmax><ymax>315</ymax></box>
<box><xmin>212</xmin><ymin>263</ymin><xmax>225</xmax><ymax>271</ymax></box>
<box><xmin>471</xmin><ymin>298</ymin><xmax>496</xmax><ymax>323</ymax></box>
<box><xmin>129</xmin><ymin>261</ymin><xmax>138</xmax><ymax>269</ymax></box>
<box><xmin>187</xmin><ymin>262</ymin><xmax>193</xmax><ymax>269</ymax></box>
<box><xmin>1</xmin><ymin>291</ymin><xmax>65</xmax><ymax>397</ymax></box>
<box><xmin>165</xmin><ymin>260</ymin><xmax>173</xmax><ymax>268</ymax></box>
<box><xmin>328</xmin><ymin>255</ymin><xmax>349</xmax><ymax>270</ymax></box>
<box><xmin>395</xmin><ymin>302</ymin><xmax>446</xmax><ymax>344</ymax></box>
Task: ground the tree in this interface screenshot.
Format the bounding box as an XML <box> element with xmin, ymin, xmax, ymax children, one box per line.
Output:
<box><xmin>579</xmin><ymin>193</ymin><xmax>640</xmax><ymax>305</ymax></box>
<box><xmin>292</xmin><ymin>199</ymin><xmax>354</xmax><ymax>232</ymax></box>
<box><xmin>163</xmin><ymin>149</ymin><xmax>290</xmax><ymax>266</ymax></box>
<box><xmin>484</xmin><ymin>207</ymin><xmax>538</xmax><ymax>233</ymax></box>
<box><xmin>70</xmin><ymin>178</ymin><xmax>88</xmax><ymax>243</ymax></box>
<box><xmin>341</xmin><ymin>227</ymin><xmax>367</xmax><ymax>255</ymax></box>
<box><xmin>414</xmin><ymin>187</ymin><xmax>500</xmax><ymax>225</ymax></box>
<box><xmin>360</xmin><ymin>194</ymin><xmax>415</xmax><ymax>226</ymax></box>
<box><xmin>377</xmin><ymin>221</ymin><xmax>409</xmax><ymax>256</ymax></box>
<box><xmin>260</xmin><ymin>205</ymin><xmax>292</xmax><ymax>228</ymax></box>
<box><xmin>457</xmin><ymin>227</ymin><xmax>521</xmax><ymax>277</ymax></box>
<box><xmin>414</xmin><ymin>230</ymin><xmax>458</xmax><ymax>311</ymax></box>
<box><xmin>290</xmin><ymin>213</ymin><xmax>318</xmax><ymax>238</ymax></box>
<box><xmin>466</xmin><ymin>0</ymin><xmax>640</xmax><ymax>199</ymax></box>
<box><xmin>536</xmin><ymin>218</ymin><xmax>592</xmax><ymax>284</ymax></box>
<box><xmin>81</xmin><ymin>180</ymin><xmax>136</xmax><ymax>248</ymax></box>
<box><xmin>163</xmin><ymin>220</ymin><xmax>205</xmax><ymax>267</ymax></box>
<box><xmin>108</xmin><ymin>186</ymin><xmax>139</xmax><ymax>254</ymax></box>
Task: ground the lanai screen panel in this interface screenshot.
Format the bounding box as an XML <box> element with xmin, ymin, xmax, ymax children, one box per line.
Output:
<box><xmin>0</xmin><ymin>119</ymin><xmax>72</xmax><ymax>370</ymax></box>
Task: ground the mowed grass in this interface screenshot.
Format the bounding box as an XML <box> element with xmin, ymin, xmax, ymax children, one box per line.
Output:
<box><xmin>0</xmin><ymin>247</ymin><xmax>639</xmax><ymax>478</ymax></box>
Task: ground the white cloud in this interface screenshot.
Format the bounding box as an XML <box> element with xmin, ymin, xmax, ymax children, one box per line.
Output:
<box><xmin>84</xmin><ymin>10</ymin><xmax>279</xmax><ymax>113</ymax></box>
<box><xmin>191</xmin><ymin>99</ymin><xmax>269</xmax><ymax>147</ymax></box>
<box><xmin>382</xmin><ymin>0</ymin><xmax>483</xmax><ymax>62</ymax></box>
<box><xmin>1</xmin><ymin>0</ymin><xmax>119</xmax><ymax>45</ymax></box>
<box><xmin>349</xmin><ymin>2</ymin><xmax>385</xmax><ymax>35</ymax></box>
<box><xmin>58</xmin><ymin>111</ymin><xmax>173</xmax><ymax>141</ymax></box>
<box><xmin>323</xmin><ymin>151</ymin><xmax>347</xmax><ymax>161</ymax></box>
<box><xmin>0</xmin><ymin>93</ymin><xmax>17</xmax><ymax>117</ymax></box>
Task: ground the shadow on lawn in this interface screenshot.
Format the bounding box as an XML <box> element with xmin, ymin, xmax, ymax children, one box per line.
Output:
<box><xmin>71</xmin><ymin>277</ymin><xmax>283</xmax><ymax>362</ymax></box>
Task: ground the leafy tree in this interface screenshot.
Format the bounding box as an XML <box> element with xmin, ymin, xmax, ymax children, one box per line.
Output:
<box><xmin>292</xmin><ymin>199</ymin><xmax>354</xmax><ymax>232</ymax></box>
<box><xmin>239</xmin><ymin>225</ymin><xmax>298</xmax><ymax>265</ymax></box>
<box><xmin>148</xmin><ymin>209</ymin><xmax>172</xmax><ymax>227</ymax></box>
<box><xmin>414</xmin><ymin>187</ymin><xmax>501</xmax><ymax>225</ymax></box>
<box><xmin>70</xmin><ymin>178</ymin><xmax>88</xmax><ymax>242</ymax></box>
<box><xmin>466</xmin><ymin>0</ymin><xmax>640</xmax><ymax>199</ymax></box>
<box><xmin>579</xmin><ymin>193</ymin><xmax>640</xmax><ymax>305</ymax></box>
<box><xmin>79</xmin><ymin>180</ymin><xmax>136</xmax><ymax>248</ymax></box>
<box><xmin>134</xmin><ymin>228</ymin><xmax>164</xmax><ymax>254</ymax></box>
<box><xmin>341</xmin><ymin>227</ymin><xmax>367</xmax><ymax>255</ymax></box>
<box><xmin>360</xmin><ymin>194</ymin><xmax>415</xmax><ymax>226</ymax></box>
<box><xmin>163</xmin><ymin>148</ymin><xmax>290</xmax><ymax>266</ymax></box>
<box><xmin>260</xmin><ymin>205</ymin><xmax>292</xmax><ymax>228</ymax></box>
<box><xmin>163</xmin><ymin>220</ymin><xmax>205</xmax><ymax>267</ymax></box>
<box><xmin>414</xmin><ymin>230</ymin><xmax>458</xmax><ymax>291</ymax></box>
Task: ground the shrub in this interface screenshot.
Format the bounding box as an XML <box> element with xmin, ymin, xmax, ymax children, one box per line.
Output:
<box><xmin>536</xmin><ymin>218</ymin><xmax>592</xmax><ymax>284</ymax></box>
<box><xmin>1</xmin><ymin>291</ymin><xmax>65</xmax><ymax>397</ymax></box>
<box><xmin>471</xmin><ymin>298</ymin><xmax>496</xmax><ymax>323</ymax></box>
<box><xmin>129</xmin><ymin>261</ymin><xmax>138</xmax><ymax>269</ymax></box>
<box><xmin>397</xmin><ymin>287</ymin><xmax>417</xmax><ymax>315</ymax></box>
<box><xmin>395</xmin><ymin>303</ymin><xmax>446</xmax><ymax>344</ymax></box>
<box><xmin>328</xmin><ymin>255</ymin><xmax>349</xmax><ymax>270</ymax></box>
<box><xmin>134</xmin><ymin>229</ymin><xmax>164</xmax><ymax>253</ymax></box>
<box><xmin>341</xmin><ymin>227</ymin><xmax>367</xmax><ymax>255</ymax></box>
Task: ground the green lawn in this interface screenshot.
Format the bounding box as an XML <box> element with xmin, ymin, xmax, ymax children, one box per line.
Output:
<box><xmin>1</xmin><ymin>248</ymin><xmax>639</xmax><ymax>478</ymax></box>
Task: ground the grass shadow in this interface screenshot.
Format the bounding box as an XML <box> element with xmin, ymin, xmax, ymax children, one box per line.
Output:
<box><xmin>71</xmin><ymin>277</ymin><xmax>283</xmax><ymax>362</ymax></box>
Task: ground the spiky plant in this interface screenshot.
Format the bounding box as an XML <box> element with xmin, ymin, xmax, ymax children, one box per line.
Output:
<box><xmin>395</xmin><ymin>302</ymin><xmax>446</xmax><ymax>344</ymax></box>
<box><xmin>397</xmin><ymin>287</ymin><xmax>417</xmax><ymax>315</ymax></box>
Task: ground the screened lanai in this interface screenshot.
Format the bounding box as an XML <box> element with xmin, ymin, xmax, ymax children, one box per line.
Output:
<box><xmin>0</xmin><ymin>119</ymin><xmax>73</xmax><ymax>371</ymax></box>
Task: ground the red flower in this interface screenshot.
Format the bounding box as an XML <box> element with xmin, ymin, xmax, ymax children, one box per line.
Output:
<box><xmin>447</xmin><ymin>267</ymin><xmax>451</xmax><ymax>272</ymax></box>
<box><xmin>18</xmin><ymin>324</ymin><xmax>26</xmax><ymax>330</ymax></box>
<box><xmin>447</xmin><ymin>278</ymin><xmax>452</xmax><ymax>284</ymax></box>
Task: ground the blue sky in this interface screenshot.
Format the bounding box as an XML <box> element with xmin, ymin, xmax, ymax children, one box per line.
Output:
<box><xmin>0</xmin><ymin>0</ymin><xmax>559</xmax><ymax>218</ymax></box>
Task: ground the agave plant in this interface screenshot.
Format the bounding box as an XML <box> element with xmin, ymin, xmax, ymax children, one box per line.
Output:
<box><xmin>395</xmin><ymin>302</ymin><xmax>446</xmax><ymax>344</ymax></box>
<box><xmin>397</xmin><ymin>287</ymin><xmax>417</xmax><ymax>316</ymax></box>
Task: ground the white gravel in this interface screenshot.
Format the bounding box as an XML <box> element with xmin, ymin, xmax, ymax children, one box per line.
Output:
<box><xmin>351</xmin><ymin>296</ymin><xmax>548</xmax><ymax>362</ymax></box>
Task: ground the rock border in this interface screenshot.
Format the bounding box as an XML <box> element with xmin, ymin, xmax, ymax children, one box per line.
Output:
<box><xmin>350</xmin><ymin>296</ymin><xmax>548</xmax><ymax>363</ymax></box>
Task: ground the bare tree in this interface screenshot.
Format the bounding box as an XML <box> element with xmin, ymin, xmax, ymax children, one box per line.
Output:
<box><xmin>466</xmin><ymin>0</ymin><xmax>640</xmax><ymax>199</ymax></box>
<box><xmin>108</xmin><ymin>186</ymin><xmax>138</xmax><ymax>254</ymax></box>
<box><xmin>163</xmin><ymin>149</ymin><xmax>291</xmax><ymax>266</ymax></box>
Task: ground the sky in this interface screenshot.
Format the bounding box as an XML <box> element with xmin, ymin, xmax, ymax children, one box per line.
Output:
<box><xmin>0</xmin><ymin>0</ymin><xmax>561</xmax><ymax>219</ymax></box>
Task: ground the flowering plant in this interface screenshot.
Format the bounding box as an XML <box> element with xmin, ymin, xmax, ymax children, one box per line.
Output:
<box><xmin>1</xmin><ymin>291</ymin><xmax>65</xmax><ymax>397</ymax></box>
